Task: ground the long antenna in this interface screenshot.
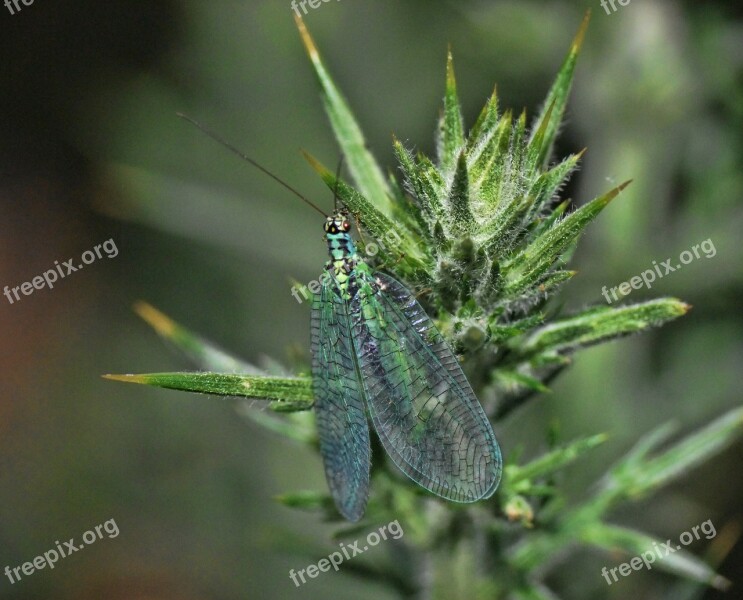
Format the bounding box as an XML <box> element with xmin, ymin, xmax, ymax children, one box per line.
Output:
<box><xmin>176</xmin><ymin>112</ymin><xmax>327</xmax><ymax>217</ymax></box>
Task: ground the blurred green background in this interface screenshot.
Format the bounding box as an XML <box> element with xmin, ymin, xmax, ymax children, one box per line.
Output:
<box><xmin>0</xmin><ymin>0</ymin><xmax>741</xmax><ymax>598</ymax></box>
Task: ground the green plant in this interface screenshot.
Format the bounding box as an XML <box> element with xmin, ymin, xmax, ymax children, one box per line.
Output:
<box><xmin>105</xmin><ymin>13</ymin><xmax>740</xmax><ymax>599</ymax></box>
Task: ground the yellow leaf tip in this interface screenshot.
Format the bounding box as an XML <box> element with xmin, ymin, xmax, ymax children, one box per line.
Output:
<box><xmin>618</xmin><ymin>179</ymin><xmax>633</xmax><ymax>191</ymax></box>
<box><xmin>300</xmin><ymin>149</ymin><xmax>327</xmax><ymax>174</ymax></box>
<box><xmin>294</xmin><ymin>13</ymin><xmax>319</xmax><ymax>62</ymax></box>
<box><xmin>572</xmin><ymin>10</ymin><xmax>591</xmax><ymax>53</ymax></box>
<box><xmin>133</xmin><ymin>301</ymin><xmax>177</xmax><ymax>337</ymax></box>
<box><xmin>102</xmin><ymin>373</ymin><xmax>148</xmax><ymax>384</ymax></box>
<box><xmin>600</xmin><ymin>180</ymin><xmax>632</xmax><ymax>206</ymax></box>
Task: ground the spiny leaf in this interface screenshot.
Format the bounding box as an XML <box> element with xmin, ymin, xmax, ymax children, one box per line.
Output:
<box><xmin>414</xmin><ymin>151</ymin><xmax>448</xmax><ymax>222</ymax></box>
<box><xmin>131</xmin><ymin>302</ymin><xmax>313</xmax><ymax>437</ymax></box>
<box><xmin>503</xmin><ymin>181</ymin><xmax>631</xmax><ymax>294</ymax></box>
<box><xmin>611</xmin><ymin>422</ymin><xmax>678</xmax><ymax>469</ymax></box>
<box><xmin>528</xmin><ymin>10</ymin><xmax>591</xmax><ymax>167</ymax></box>
<box><xmin>488</xmin><ymin>313</ymin><xmax>545</xmax><ymax>343</ymax></box>
<box><xmin>525</xmin><ymin>100</ymin><xmax>556</xmax><ymax>173</ymax></box>
<box><xmin>482</xmin><ymin>110</ymin><xmax>528</xmax><ymax>213</ymax></box>
<box><xmin>470</xmin><ymin>109</ymin><xmax>513</xmax><ymax>191</ymax></box>
<box><xmin>581</xmin><ymin>523</ymin><xmax>730</xmax><ymax>590</ymax></box>
<box><xmin>103</xmin><ymin>372</ymin><xmax>314</xmax><ymax>408</ymax></box>
<box><xmin>602</xmin><ymin>405</ymin><xmax>743</xmax><ymax>501</ymax></box>
<box><xmin>536</xmin><ymin>269</ymin><xmax>577</xmax><ymax>297</ymax></box>
<box><xmin>448</xmin><ymin>152</ymin><xmax>473</xmax><ymax>235</ymax></box>
<box><xmin>526</xmin><ymin>150</ymin><xmax>585</xmax><ymax>223</ymax></box>
<box><xmin>513</xmin><ymin>408</ymin><xmax>743</xmax><ymax>576</ymax></box>
<box><xmin>519</xmin><ymin>298</ymin><xmax>690</xmax><ymax>356</ymax></box>
<box><xmin>466</xmin><ymin>86</ymin><xmax>498</xmax><ymax>155</ymax></box>
<box><xmin>393</xmin><ymin>137</ymin><xmax>444</xmax><ymax>223</ymax></box>
<box><xmin>294</xmin><ymin>15</ymin><xmax>393</xmax><ymax>217</ymax></box>
<box><xmin>437</xmin><ymin>49</ymin><xmax>465</xmax><ymax>173</ymax></box>
<box><xmin>484</xmin><ymin>194</ymin><xmax>534</xmax><ymax>260</ymax></box>
<box><xmin>507</xmin><ymin>433</ymin><xmax>608</xmax><ymax>485</ymax></box>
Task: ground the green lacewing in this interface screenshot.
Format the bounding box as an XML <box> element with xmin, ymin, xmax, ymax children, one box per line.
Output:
<box><xmin>179</xmin><ymin>114</ymin><xmax>502</xmax><ymax>521</ymax></box>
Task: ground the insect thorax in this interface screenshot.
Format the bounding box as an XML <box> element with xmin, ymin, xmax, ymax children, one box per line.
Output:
<box><xmin>326</xmin><ymin>230</ymin><xmax>356</xmax><ymax>261</ymax></box>
<box><xmin>323</xmin><ymin>232</ymin><xmax>354</xmax><ymax>291</ymax></box>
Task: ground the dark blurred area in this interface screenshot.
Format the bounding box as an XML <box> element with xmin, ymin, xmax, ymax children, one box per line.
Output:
<box><xmin>0</xmin><ymin>0</ymin><xmax>741</xmax><ymax>598</ymax></box>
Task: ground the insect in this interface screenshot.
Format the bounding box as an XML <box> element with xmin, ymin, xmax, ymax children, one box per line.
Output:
<box><xmin>178</xmin><ymin>114</ymin><xmax>502</xmax><ymax>521</ymax></box>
